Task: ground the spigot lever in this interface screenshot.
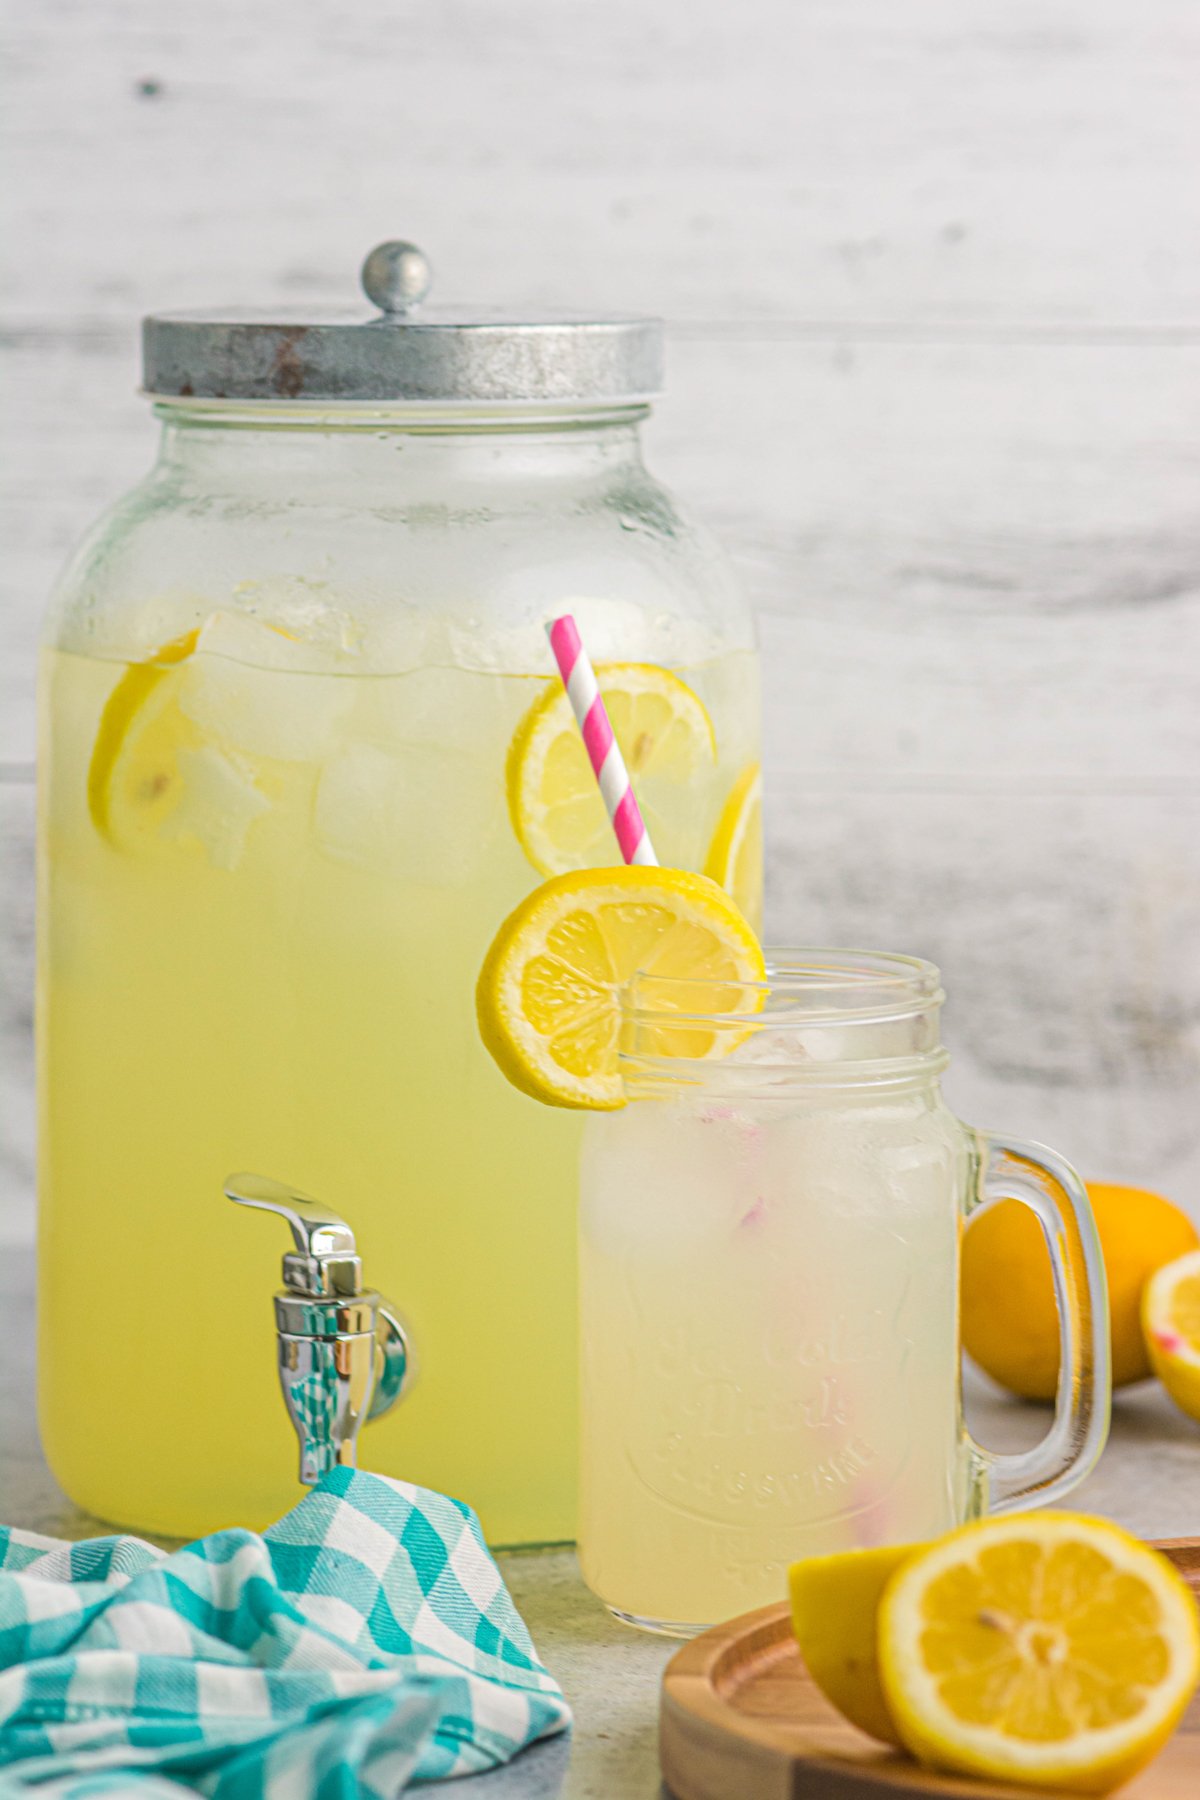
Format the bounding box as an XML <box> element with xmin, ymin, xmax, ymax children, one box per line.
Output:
<box><xmin>226</xmin><ymin>1172</ymin><xmax>356</xmax><ymax>1259</ymax></box>
<box><xmin>226</xmin><ymin>1172</ymin><xmax>363</xmax><ymax>1297</ymax></box>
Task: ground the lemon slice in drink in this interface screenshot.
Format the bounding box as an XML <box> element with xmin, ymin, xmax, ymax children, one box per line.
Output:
<box><xmin>88</xmin><ymin>630</ymin><xmax>202</xmax><ymax>847</ymax></box>
<box><xmin>878</xmin><ymin>1513</ymin><xmax>1200</xmax><ymax>1794</ymax></box>
<box><xmin>705</xmin><ymin>761</ymin><xmax>763</xmax><ymax>931</ymax></box>
<box><xmin>506</xmin><ymin>664</ymin><xmax>717</xmax><ymax>876</ymax></box>
<box><xmin>476</xmin><ymin>866</ymin><xmax>764</xmax><ymax>1109</ymax></box>
<box><xmin>88</xmin><ymin>627</ymin><xmax>272</xmax><ymax>866</ymax></box>
<box><xmin>1143</xmin><ymin>1248</ymin><xmax>1200</xmax><ymax>1422</ymax></box>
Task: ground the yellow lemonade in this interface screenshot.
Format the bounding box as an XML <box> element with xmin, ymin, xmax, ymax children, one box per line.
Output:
<box><xmin>37</xmin><ymin>616</ymin><xmax>759</xmax><ymax>1542</ymax></box>
<box><xmin>579</xmin><ymin>1083</ymin><xmax>968</xmax><ymax>1629</ymax></box>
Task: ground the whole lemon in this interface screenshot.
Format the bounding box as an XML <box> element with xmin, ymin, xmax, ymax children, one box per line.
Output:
<box><xmin>962</xmin><ymin>1182</ymin><xmax>1198</xmax><ymax>1398</ymax></box>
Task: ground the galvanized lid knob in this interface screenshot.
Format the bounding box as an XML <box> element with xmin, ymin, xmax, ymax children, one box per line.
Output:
<box><xmin>361</xmin><ymin>240</ymin><xmax>432</xmax><ymax>317</ymax></box>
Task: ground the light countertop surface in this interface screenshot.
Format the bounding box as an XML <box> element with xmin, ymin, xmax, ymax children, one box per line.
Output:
<box><xmin>3</xmin><ymin>1248</ymin><xmax>1199</xmax><ymax>1798</ymax></box>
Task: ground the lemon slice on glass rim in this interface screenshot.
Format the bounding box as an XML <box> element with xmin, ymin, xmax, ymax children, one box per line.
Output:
<box><xmin>878</xmin><ymin>1512</ymin><xmax>1200</xmax><ymax>1794</ymax></box>
<box><xmin>476</xmin><ymin>866</ymin><xmax>764</xmax><ymax>1109</ymax></box>
<box><xmin>506</xmin><ymin>662</ymin><xmax>717</xmax><ymax>877</ymax></box>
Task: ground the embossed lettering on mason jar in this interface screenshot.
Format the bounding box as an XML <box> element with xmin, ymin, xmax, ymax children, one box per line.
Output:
<box><xmin>628</xmin><ymin>1273</ymin><xmax>917</xmax><ymax>1532</ymax></box>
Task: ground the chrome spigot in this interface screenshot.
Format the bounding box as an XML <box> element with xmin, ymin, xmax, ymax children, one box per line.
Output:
<box><xmin>226</xmin><ymin>1173</ymin><xmax>412</xmax><ymax>1486</ymax></box>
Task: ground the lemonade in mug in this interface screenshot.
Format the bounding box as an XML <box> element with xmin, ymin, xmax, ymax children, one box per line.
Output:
<box><xmin>579</xmin><ymin>954</ymin><xmax>1110</xmax><ymax>1632</ymax></box>
<box><xmin>36</xmin><ymin>244</ymin><xmax>762</xmax><ymax>1542</ymax></box>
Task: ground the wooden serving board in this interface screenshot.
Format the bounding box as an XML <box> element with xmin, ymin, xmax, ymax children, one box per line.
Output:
<box><xmin>661</xmin><ymin>1537</ymin><xmax>1200</xmax><ymax>1800</ymax></box>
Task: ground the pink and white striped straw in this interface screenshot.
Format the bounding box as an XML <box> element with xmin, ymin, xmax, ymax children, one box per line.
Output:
<box><xmin>546</xmin><ymin>614</ymin><xmax>659</xmax><ymax>867</ymax></box>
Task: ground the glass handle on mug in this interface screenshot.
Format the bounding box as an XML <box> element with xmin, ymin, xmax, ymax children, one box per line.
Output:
<box><xmin>965</xmin><ymin>1134</ymin><xmax>1111</xmax><ymax>1512</ymax></box>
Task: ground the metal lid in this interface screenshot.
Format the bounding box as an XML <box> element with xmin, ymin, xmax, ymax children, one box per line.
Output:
<box><xmin>142</xmin><ymin>239</ymin><xmax>664</xmax><ymax>406</ymax></box>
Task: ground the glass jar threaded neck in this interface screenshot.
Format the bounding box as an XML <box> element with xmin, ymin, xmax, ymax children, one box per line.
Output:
<box><xmin>618</xmin><ymin>950</ymin><xmax>949</xmax><ymax>1100</ymax></box>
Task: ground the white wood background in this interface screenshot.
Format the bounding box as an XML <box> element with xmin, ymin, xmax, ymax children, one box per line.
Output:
<box><xmin>2</xmin><ymin>0</ymin><xmax>1199</xmax><ymax>1242</ymax></box>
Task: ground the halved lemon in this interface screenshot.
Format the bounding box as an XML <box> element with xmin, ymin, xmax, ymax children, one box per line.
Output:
<box><xmin>506</xmin><ymin>664</ymin><xmax>717</xmax><ymax>876</ymax></box>
<box><xmin>879</xmin><ymin>1512</ymin><xmax>1200</xmax><ymax>1794</ymax></box>
<box><xmin>1143</xmin><ymin>1248</ymin><xmax>1200</xmax><ymax>1423</ymax></box>
<box><xmin>87</xmin><ymin>630</ymin><xmax>202</xmax><ymax>848</ymax></box>
<box><xmin>789</xmin><ymin>1542</ymin><xmax>919</xmax><ymax>1746</ymax></box>
<box><xmin>475</xmin><ymin>866</ymin><xmax>764</xmax><ymax>1109</ymax></box>
<box><xmin>705</xmin><ymin>760</ymin><xmax>763</xmax><ymax>932</ymax></box>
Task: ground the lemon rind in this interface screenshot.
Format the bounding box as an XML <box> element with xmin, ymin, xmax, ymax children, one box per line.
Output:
<box><xmin>705</xmin><ymin>760</ymin><xmax>761</xmax><ymax>882</ymax></box>
<box><xmin>788</xmin><ymin>1542</ymin><xmax>920</xmax><ymax>1747</ymax></box>
<box><xmin>704</xmin><ymin>759</ymin><xmax>762</xmax><ymax>920</ymax></box>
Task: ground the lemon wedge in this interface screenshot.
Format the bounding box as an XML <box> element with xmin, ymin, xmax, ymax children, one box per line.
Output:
<box><xmin>506</xmin><ymin>664</ymin><xmax>717</xmax><ymax>876</ymax></box>
<box><xmin>878</xmin><ymin>1513</ymin><xmax>1200</xmax><ymax>1794</ymax></box>
<box><xmin>705</xmin><ymin>760</ymin><xmax>763</xmax><ymax>932</ymax></box>
<box><xmin>475</xmin><ymin>866</ymin><xmax>764</xmax><ymax>1109</ymax></box>
<box><xmin>1143</xmin><ymin>1248</ymin><xmax>1200</xmax><ymax>1422</ymax></box>
<box><xmin>87</xmin><ymin>630</ymin><xmax>202</xmax><ymax>848</ymax></box>
<box><xmin>789</xmin><ymin>1542</ymin><xmax>919</xmax><ymax>1746</ymax></box>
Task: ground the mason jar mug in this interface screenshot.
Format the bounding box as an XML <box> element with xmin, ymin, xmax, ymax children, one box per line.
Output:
<box><xmin>578</xmin><ymin>952</ymin><xmax>1111</xmax><ymax>1633</ymax></box>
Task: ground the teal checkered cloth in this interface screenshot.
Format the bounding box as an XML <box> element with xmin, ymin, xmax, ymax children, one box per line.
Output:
<box><xmin>0</xmin><ymin>1467</ymin><xmax>570</xmax><ymax>1797</ymax></box>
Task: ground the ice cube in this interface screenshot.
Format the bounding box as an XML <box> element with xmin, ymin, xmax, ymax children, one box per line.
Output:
<box><xmin>165</xmin><ymin>744</ymin><xmax>271</xmax><ymax>871</ymax></box>
<box><xmin>229</xmin><ymin>578</ymin><xmax>366</xmax><ymax>660</ymax></box>
<box><xmin>441</xmin><ymin>596</ymin><xmax>730</xmax><ymax>676</ymax></box>
<box><xmin>312</xmin><ymin>741</ymin><xmax>500</xmax><ymax>885</ymax></box>
<box><xmin>178</xmin><ymin>611</ymin><xmax>354</xmax><ymax>763</ymax></box>
<box><xmin>311</xmin><ymin>744</ymin><xmax>393</xmax><ymax>869</ymax></box>
<box><xmin>580</xmin><ymin>1102</ymin><xmax>756</xmax><ymax>1259</ymax></box>
<box><xmin>350</xmin><ymin>663</ymin><xmax>510</xmax><ymax>758</ymax></box>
